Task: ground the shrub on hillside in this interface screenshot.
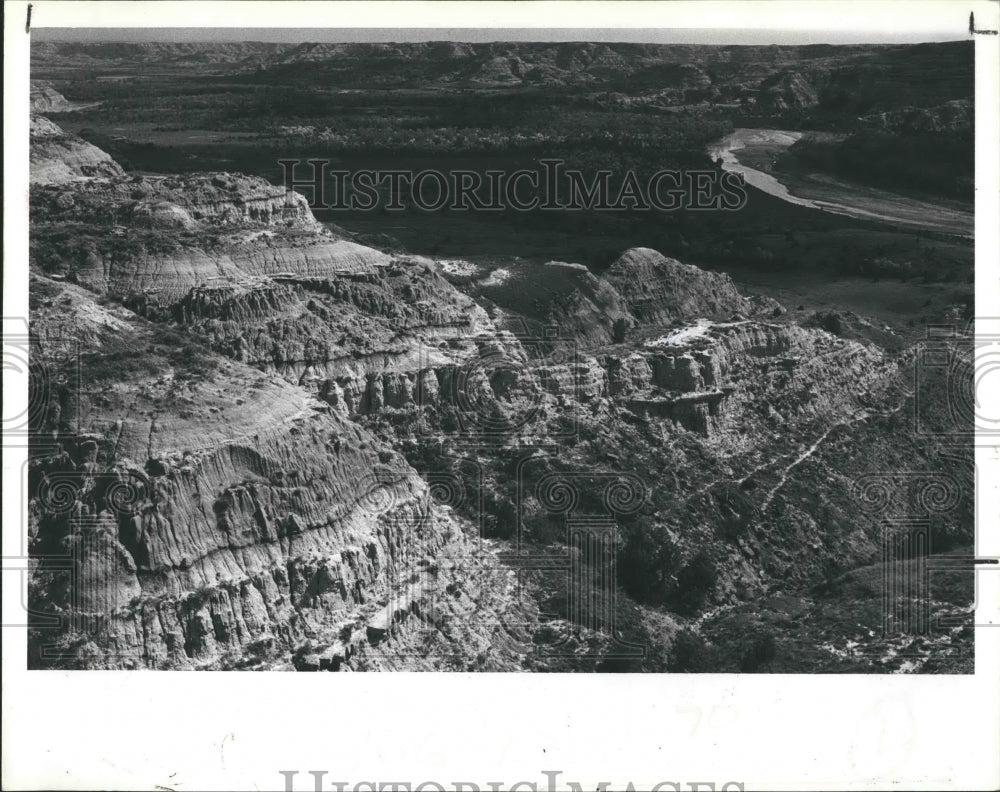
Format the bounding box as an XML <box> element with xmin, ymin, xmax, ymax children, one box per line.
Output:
<box><xmin>666</xmin><ymin>629</ymin><xmax>715</xmax><ymax>672</ymax></box>
<box><xmin>617</xmin><ymin>518</ymin><xmax>677</xmax><ymax>605</ymax></box>
<box><xmin>739</xmin><ymin>628</ymin><xmax>778</xmax><ymax>672</ymax></box>
<box><xmin>669</xmin><ymin>550</ymin><xmax>718</xmax><ymax>616</ymax></box>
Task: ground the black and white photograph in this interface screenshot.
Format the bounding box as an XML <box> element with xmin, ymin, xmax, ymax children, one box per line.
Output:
<box><xmin>3</xmin><ymin>1</ymin><xmax>999</xmax><ymax>790</ymax></box>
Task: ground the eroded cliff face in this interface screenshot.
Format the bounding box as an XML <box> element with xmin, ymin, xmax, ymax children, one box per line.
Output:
<box><xmin>30</xmin><ymin>81</ymin><xmax>73</xmax><ymax>113</ymax></box>
<box><xmin>601</xmin><ymin>319</ymin><xmax>892</xmax><ymax>437</ymax></box>
<box><xmin>30</xmin><ymin>116</ymin><xmax>125</xmax><ymax>184</ymax></box>
<box><xmin>28</xmin><ymin>272</ymin><xmax>538</xmax><ymax>670</ymax></box>
<box><xmin>603</xmin><ymin>247</ymin><xmax>756</xmax><ymax>323</ymax></box>
<box><xmin>28</xmin><ymin>118</ymin><xmax>972</xmax><ymax>671</ymax></box>
<box><xmin>28</xmin><ymin>121</ymin><xmax>532</xmax><ymax>669</ymax></box>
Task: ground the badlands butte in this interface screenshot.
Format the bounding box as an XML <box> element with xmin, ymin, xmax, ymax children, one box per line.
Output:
<box><xmin>27</xmin><ymin>81</ymin><xmax>973</xmax><ymax>673</ymax></box>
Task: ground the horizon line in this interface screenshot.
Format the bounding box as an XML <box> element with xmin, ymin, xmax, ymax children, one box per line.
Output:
<box><xmin>32</xmin><ymin>27</ymin><xmax>969</xmax><ymax>47</ymax></box>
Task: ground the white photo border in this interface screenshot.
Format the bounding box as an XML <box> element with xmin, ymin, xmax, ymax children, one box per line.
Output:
<box><xmin>3</xmin><ymin>3</ymin><xmax>998</xmax><ymax>791</ymax></box>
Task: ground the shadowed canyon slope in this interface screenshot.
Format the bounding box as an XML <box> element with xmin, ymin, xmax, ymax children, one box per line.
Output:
<box><xmin>28</xmin><ymin>100</ymin><xmax>973</xmax><ymax>671</ymax></box>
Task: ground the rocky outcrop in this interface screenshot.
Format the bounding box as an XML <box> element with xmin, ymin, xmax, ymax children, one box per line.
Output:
<box><xmin>30</xmin><ymin>81</ymin><xmax>72</xmax><ymax>113</ymax></box>
<box><xmin>602</xmin><ymin>320</ymin><xmax>891</xmax><ymax>436</ymax></box>
<box><xmin>57</xmin><ymin>236</ymin><xmax>391</xmax><ymax>304</ymax></box>
<box><xmin>27</xmin><ymin>275</ymin><xmax>529</xmax><ymax>670</ymax></box>
<box><xmin>758</xmin><ymin>71</ymin><xmax>819</xmax><ymax>111</ymax></box>
<box><xmin>479</xmin><ymin>252</ymin><xmax>780</xmax><ymax>352</ymax></box>
<box><xmin>30</xmin><ymin>116</ymin><xmax>125</xmax><ymax>184</ymax></box>
<box><xmin>29</xmin><ymin>145</ymin><xmax>392</xmax><ymax>302</ymax></box>
<box><xmin>128</xmin><ymin>172</ymin><xmax>324</xmax><ymax>229</ymax></box>
<box><xmin>32</xmin><ymin>169</ymin><xmax>321</xmax><ymax>230</ymax></box>
<box><xmin>603</xmin><ymin>247</ymin><xmax>757</xmax><ymax>324</ymax></box>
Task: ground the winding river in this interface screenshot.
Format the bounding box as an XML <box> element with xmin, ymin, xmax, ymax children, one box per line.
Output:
<box><xmin>707</xmin><ymin>128</ymin><xmax>974</xmax><ymax>238</ymax></box>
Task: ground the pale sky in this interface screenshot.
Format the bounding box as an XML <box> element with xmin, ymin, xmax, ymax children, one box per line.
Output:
<box><xmin>33</xmin><ymin>27</ymin><xmax>967</xmax><ymax>46</ymax></box>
